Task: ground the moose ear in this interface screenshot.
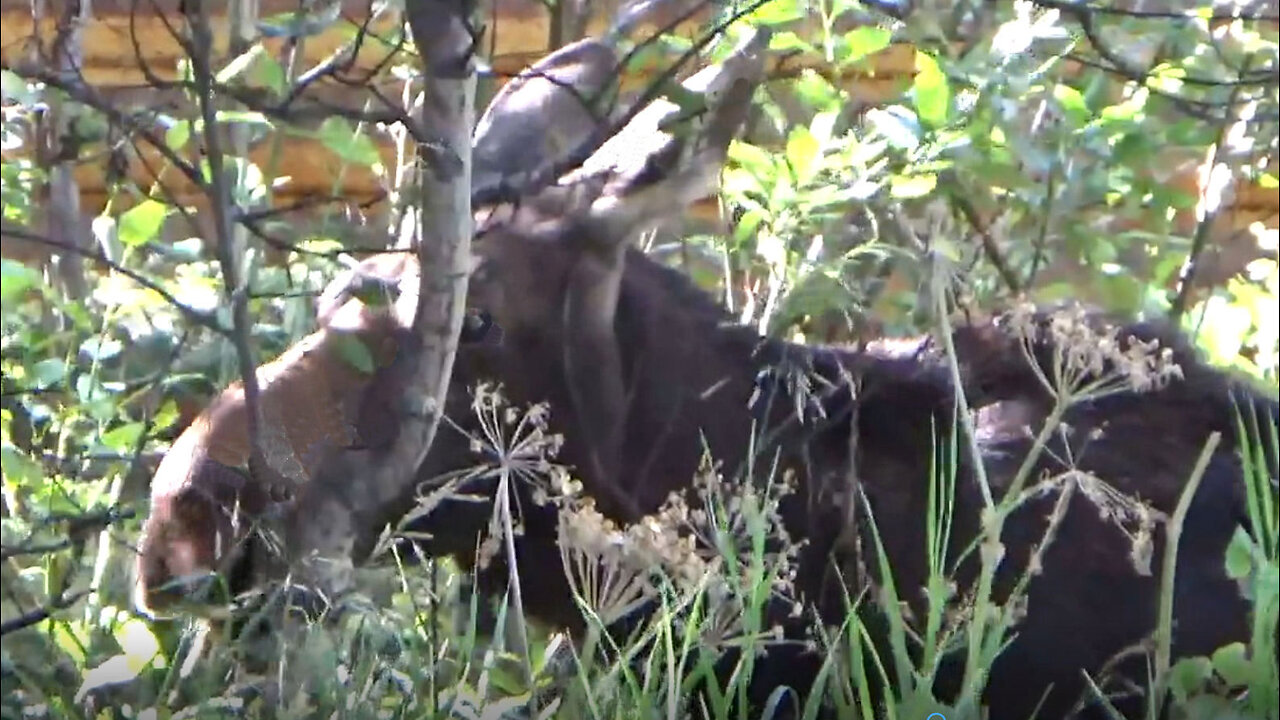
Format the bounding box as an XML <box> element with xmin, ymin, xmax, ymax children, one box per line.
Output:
<box><xmin>470</xmin><ymin>0</ymin><xmax>712</xmax><ymax>195</ymax></box>
<box><xmin>471</xmin><ymin>37</ymin><xmax>621</xmax><ymax>195</ymax></box>
<box><xmin>558</xmin><ymin>27</ymin><xmax>771</xmax><ymax>245</ymax></box>
<box><xmin>315</xmin><ymin>253</ymin><xmax>419</xmax><ymax>332</ymax></box>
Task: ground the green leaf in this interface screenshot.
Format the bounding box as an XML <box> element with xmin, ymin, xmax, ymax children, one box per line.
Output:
<box><xmin>911</xmin><ymin>51</ymin><xmax>950</xmax><ymax>129</ymax></box>
<box><xmin>785</xmin><ymin>126</ymin><xmax>820</xmax><ymax>186</ymax></box>
<box><xmin>118</xmin><ymin>200</ymin><xmax>169</xmax><ymax>247</ymax></box>
<box><xmin>1097</xmin><ymin>271</ymin><xmax>1142</xmax><ymax>313</ymax></box>
<box><xmin>890</xmin><ymin>173</ymin><xmax>937</xmax><ymax>199</ymax></box>
<box><xmin>50</xmin><ymin>613</ymin><xmax>88</xmax><ymax>666</ymax></box>
<box><xmin>1032</xmin><ymin>282</ymin><xmax>1077</xmax><ymax>305</ymax></box>
<box><xmin>728</xmin><ymin>141</ymin><xmax>777</xmax><ymax>179</ymax></box>
<box><xmin>152</xmin><ymin>398</ymin><xmax>181</xmax><ymax>435</ymax></box>
<box><xmin>1</xmin><ymin>69</ymin><xmax>39</xmax><ymax>105</ymax></box>
<box><xmin>734</xmin><ymin>208</ymin><xmax>766</xmax><ymax>245</ymax></box>
<box><xmin>791</xmin><ymin>69</ymin><xmax>842</xmax><ymax>112</ymax></box>
<box><xmin>1210</xmin><ymin>642</ymin><xmax>1252</xmax><ymax>688</ymax></box>
<box><xmin>333</xmin><ymin>333</ymin><xmax>376</xmax><ymax>375</ymax></box>
<box><xmin>252</xmin><ymin>54</ymin><xmax>289</xmax><ymax>96</ymax></box>
<box><xmin>749</xmin><ymin>0</ymin><xmax>806</xmax><ymax>26</ymax></box>
<box><xmin>1224</xmin><ymin>525</ymin><xmax>1255</xmax><ymax>580</ymax></box>
<box><xmin>660</xmin><ymin>81</ymin><xmax>709</xmax><ymax>117</ymax></box>
<box><xmin>841</xmin><ymin>26</ymin><xmax>893</xmax><ymax>67</ymax></box>
<box><xmin>101</xmin><ymin>422</ymin><xmax>145</xmax><ymax>453</ymax></box>
<box><xmin>317</xmin><ymin>117</ymin><xmax>381</xmax><ymax>167</ymax></box>
<box><xmin>1053</xmin><ymin>85</ymin><xmax>1089</xmax><ymax>126</ymax></box>
<box><xmin>769</xmin><ymin>31</ymin><xmax>816</xmax><ymax>55</ymax></box>
<box><xmin>215</xmin><ymin>44</ymin><xmax>266</xmax><ymax>83</ymax></box>
<box><xmin>214</xmin><ymin>110</ymin><xmax>273</xmax><ymax>129</ymax></box>
<box><xmin>0</xmin><ymin>259</ymin><xmax>43</xmax><ymax>307</ymax></box>
<box><xmin>656</xmin><ymin>83</ymin><xmax>710</xmax><ymax>134</ymax></box>
<box><xmin>1</xmin><ymin>445</ymin><xmax>43</xmax><ymax>486</ymax></box>
<box><xmin>31</xmin><ymin>358</ymin><xmax>67</xmax><ymax>388</ymax></box>
<box><xmin>164</xmin><ymin>121</ymin><xmax>190</xmax><ymax>151</ymax></box>
<box><xmin>1167</xmin><ymin>656</ymin><xmax>1212</xmax><ymax>702</ymax></box>
<box><xmin>1099</xmin><ymin>88</ymin><xmax>1149</xmax><ymax>125</ymax></box>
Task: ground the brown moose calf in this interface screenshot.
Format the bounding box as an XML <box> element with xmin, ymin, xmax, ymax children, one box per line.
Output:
<box><xmin>132</xmin><ymin>276</ymin><xmax>417</xmax><ymax>618</ymax></box>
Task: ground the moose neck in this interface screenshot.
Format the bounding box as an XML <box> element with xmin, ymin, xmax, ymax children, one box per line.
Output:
<box><xmin>570</xmin><ymin>247</ymin><xmax>880</xmax><ymax>519</ymax></box>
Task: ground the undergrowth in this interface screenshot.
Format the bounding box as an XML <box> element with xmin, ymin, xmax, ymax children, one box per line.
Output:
<box><xmin>2</xmin><ymin>305</ymin><xmax>1277</xmax><ymax>720</ymax></box>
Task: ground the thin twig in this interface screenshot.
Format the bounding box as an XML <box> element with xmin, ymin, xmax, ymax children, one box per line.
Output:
<box><xmin>1169</xmin><ymin>56</ymin><xmax>1257</xmax><ymax>324</ymax></box>
<box><xmin>0</xmin><ymin>589</ymin><xmax>91</xmax><ymax>636</ymax></box>
<box><xmin>946</xmin><ymin>176</ymin><xmax>1022</xmax><ymax>294</ymax></box>
<box><xmin>183</xmin><ymin>0</ymin><xmax>273</xmax><ymax>484</ymax></box>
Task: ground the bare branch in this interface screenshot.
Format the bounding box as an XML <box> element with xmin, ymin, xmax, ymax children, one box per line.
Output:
<box><xmin>1169</xmin><ymin>57</ymin><xmax>1258</xmax><ymax>323</ymax></box>
<box><xmin>0</xmin><ymin>589</ymin><xmax>91</xmax><ymax>636</ymax></box>
<box><xmin>181</xmin><ymin>0</ymin><xmax>275</xmax><ymax>490</ymax></box>
<box><xmin>1030</xmin><ymin>0</ymin><xmax>1279</xmax><ymax>23</ymax></box>
<box><xmin>1056</xmin><ymin>1</ymin><xmax>1280</xmax><ymax>123</ymax></box>
<box><xmin>944</xmin><ymin>175</ymin><xmax>1022</xmax><ymax>294</ymax></box>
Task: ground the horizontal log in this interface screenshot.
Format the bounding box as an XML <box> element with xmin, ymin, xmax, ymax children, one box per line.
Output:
<box><xmin>3</xmin><ymin>0</ymin><xmax>1275</xmax><ymax>236</ymax></box>
<box><xmin>1</xmin><ymin>10</ymin><xmax>919</xmax><ymax>92</ymax></box>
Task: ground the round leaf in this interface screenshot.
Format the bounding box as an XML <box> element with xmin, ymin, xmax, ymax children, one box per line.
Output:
<box><xmin>118</xmin><ymin>200</ymin><xmax>169</xmax><ymax>247</ymax></box>
<box><xmin>1167</xmin><ymin>656</ymin><xmax>1212</xmax><ymax>702</ymax></box>
<box><xmin>333</xmin><ymin>333</ymin><xmax>376</xmax><ymax>375</ymax></box>
<box><xmin>912</xmin><ymin>51</ymin><xmax>951</xmax><ymax>129</ymax></box>
<box><xmin>1225</xmin><ymin>524</ymin><xmax>1257</xmax><ymax>581</ymax></box>
<box><xmin>1210</xmin><ymin>642</ymin><xmax>1252</xmax><ymax>688</ymax></box>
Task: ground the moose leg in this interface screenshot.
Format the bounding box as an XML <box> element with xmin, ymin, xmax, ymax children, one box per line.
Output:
<box><xmin>560</xmin><ymin>243</ymin><xmax>641</xmax><ymax>522</ymax></box>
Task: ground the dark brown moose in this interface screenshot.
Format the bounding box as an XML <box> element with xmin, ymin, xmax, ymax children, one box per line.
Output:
<box><xmin>133</xmin><ymin>26</ymin><xmax>1277</xmax><ymax>720</ymax></box>
<box><xmin>330</xmin><ymin>228</ymin><xmax>1277</xmax><ymax>720</ymax></box>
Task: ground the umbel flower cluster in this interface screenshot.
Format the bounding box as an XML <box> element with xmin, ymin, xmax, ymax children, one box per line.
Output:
<box><xmin>393</xmin><ymin>381</ymin><xmax>808</xmax><ymax>654</ymax></box>
<box><xmin>551</xmin><ymin>447</ymin><xmax>806</xmax><ymax>650</ymax></box>
<box><xmin>1005</xmin><ymin>301</ymin><xmax>1184</xmax><ymax>400</ymax></box>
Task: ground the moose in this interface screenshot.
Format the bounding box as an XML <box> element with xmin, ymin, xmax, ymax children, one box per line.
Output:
<box><xmin>132</xmin><ymin>22</ymin><xmax>1278</xmax><ymax>720</ymax></box>
<box><xmin>132</xmin><ymin>16</ymin><xmax>770</xmax><ymax>620</ymax></box>
<box><xmin>311</xmin><ymin>222</ymin><xmax>1277</xmax><ymax>720</ymax></box>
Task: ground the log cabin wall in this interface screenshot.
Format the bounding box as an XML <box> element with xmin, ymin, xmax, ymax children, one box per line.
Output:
<box><xmin>2</xmin><ymin>0</ymin><xmax>1276</xmax><ymax>302</ymax></box>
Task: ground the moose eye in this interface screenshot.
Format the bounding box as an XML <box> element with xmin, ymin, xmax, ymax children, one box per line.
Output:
<box><xmin>460</xmin><ymin>309</ymin><xmax>494</xmax><ymax>343</ymax></box>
